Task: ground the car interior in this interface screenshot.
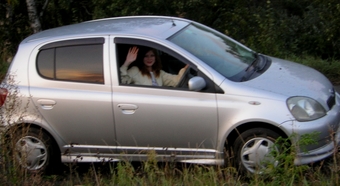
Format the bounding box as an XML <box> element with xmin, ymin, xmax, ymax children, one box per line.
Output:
<box><xmin>116</xmin><ymin>44</ymin><xmax>196</xmax><ymax>88</ymax></box>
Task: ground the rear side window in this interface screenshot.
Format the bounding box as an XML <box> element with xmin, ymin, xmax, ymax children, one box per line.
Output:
<box><xmin>37</xmin><ymin>38</ymin><xmax>104</xmax><ymax>84</ymax></box>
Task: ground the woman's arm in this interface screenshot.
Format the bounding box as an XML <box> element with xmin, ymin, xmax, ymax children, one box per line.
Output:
<box><xmin>120</xmin><ymin>66</ymin><xmax>140</xmax><ymax>84</ymax></box>
<box><xmin>120</xmin><ymin>46</ymin><xmax>139</xmax><ymax>84</ymax></box>
<box><xmin>161</xmin><ymin>64</ymin><xmax>189</xmax><ymax>87</ymax></box>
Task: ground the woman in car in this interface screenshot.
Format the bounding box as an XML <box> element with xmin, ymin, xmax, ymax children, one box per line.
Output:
<box><xmin>120</xmin><ymin>46</ymin><xmax>189</xmax><ymax>86</ymax></box>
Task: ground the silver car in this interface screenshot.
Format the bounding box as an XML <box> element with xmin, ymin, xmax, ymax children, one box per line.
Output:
<box><xmin>1</xmin><ymin>16</ymin><xmax>340</xmax><ymax>174</ymax></box>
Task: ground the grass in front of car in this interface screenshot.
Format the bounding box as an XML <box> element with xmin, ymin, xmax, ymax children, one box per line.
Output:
<box><xmin>0</xmin><ymin>128</ymin><xmax>339</xmax><ymax>185</ymax></box>
<box><xmin>0</xmin><ymin>150</ymin><xmax>339</xmax><ymax>185</ymax></box>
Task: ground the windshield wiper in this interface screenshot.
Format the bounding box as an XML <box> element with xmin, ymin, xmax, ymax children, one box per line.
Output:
<box><xmin>240</xmin><ymin>53</ymin><xmax>261</xmax><ymax>81</ymax></box>
<box><xmin>245</xmin><ymin>53</ymin><xmax>259</xmax><ymax>72</ymax></box>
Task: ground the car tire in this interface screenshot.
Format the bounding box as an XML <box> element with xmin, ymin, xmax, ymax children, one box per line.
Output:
<box><xmin>232</xmin><ymin>128</ymin><xmax>280</xmax><ymax>175</ymax></box>
<box><xmin>10</xmin><ymin>127</ymin><xmax>60</xmax><ymax>174</ymax></box>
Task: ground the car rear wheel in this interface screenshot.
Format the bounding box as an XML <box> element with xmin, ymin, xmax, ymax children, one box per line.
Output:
<box><xmin>11</xmin><ymin>127</ymin><xmax>60</xmax><ymax>174</ymax></box>
<box><xmin>233</xmin><ymin>128</ymin><xmax>280</xmax><ymax>175</ymax></box>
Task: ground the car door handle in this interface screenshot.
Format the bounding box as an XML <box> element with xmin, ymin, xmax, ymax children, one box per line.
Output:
<box><xmin>37</xmin><ymin>99</ymin><xmax>56</xmax><ymax>110</ymax></box>
<box><xmin>117</xmin><ymin>104</ymin><xmax>138</xmax><ymax>114</ymax></box>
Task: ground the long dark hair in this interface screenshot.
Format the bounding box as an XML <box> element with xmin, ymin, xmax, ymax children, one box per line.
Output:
<box><xmin>137</xmin><ymin>47</ymin><xmax>162</xmax><ymax>78</ymax></box>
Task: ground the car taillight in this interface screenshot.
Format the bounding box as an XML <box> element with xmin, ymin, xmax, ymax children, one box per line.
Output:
<box><xmin>0</xmin><ymin>88</ymin><xmax>8</xmax><ymax>107</ymax></box>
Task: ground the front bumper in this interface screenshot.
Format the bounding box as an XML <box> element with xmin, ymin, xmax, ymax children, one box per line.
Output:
<box><xmin>294</xmin><ymin>124</ymin><xmax>340</xmax><ymax>165</ymax></box>
<box><xmin>293</xmin><ymin>92</ymin><xmax>340</xmax><ymax>165</ymax></box>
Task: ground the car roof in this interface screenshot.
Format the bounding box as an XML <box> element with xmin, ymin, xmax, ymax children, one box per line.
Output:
<box><xmin>23</xmin><ymin>16</ymin><xmax>192</xmax><ymax>43</ymax></box>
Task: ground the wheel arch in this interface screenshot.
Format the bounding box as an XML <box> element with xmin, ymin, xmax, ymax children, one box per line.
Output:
<box><xmin>225</xmin><ymin>122</ymin><xmax>290</xmax><ymax>149</ymax></box>
<box><xmin>4</xmin><ymin>122</ymin><xmax>61</xmax><ymax>154</ymax></box>
<box><xmin>4</xmin><ymin>122</ymin><xmax>63</xmax><ymax>174</ymax></box>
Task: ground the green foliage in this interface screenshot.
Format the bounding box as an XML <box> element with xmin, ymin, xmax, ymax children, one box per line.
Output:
<box><xmin>1</xmin><ymin>0</ymin><xmax>340</xmax><ymax>63</ymax></box>
<box><xmin>298</xmin><ymin>131</ymin><xmax>320</xmax><ymax>152</ymax></box>
<box><xmin>0</xmin><ymin>61</ymin><xmax>9</xmax><ymax>81</ymax></box>
<box><xmin>115</xmin><ymin>161</ymin><xmax>136</xmax><ymax>185</ymax></box>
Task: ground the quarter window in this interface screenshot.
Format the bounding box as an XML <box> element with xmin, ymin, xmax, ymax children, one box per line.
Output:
<box><xmin>37</xmin><ymin>39</ymin><xmax>104</xmax><ymax>84</ymax></box>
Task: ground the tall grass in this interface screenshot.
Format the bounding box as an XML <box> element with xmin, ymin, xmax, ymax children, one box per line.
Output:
<box><xmin>0</xmin><ymin>131</ymin><xmax>339</xmax><ymax>185</ymax></box>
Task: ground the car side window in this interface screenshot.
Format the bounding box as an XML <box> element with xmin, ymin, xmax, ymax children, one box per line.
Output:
<box><xmin>116</xmin><ymin>44</ymin><xmax>196</xmax><ymax>89</ymax></box>
<box><xmin>37</xmin><ymin>38</ymin><xmax>104</xmax><ymax>84</ymax></box>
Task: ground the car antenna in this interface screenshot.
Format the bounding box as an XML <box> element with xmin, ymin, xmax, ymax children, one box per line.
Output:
<box><xmin>172</xmin><ymin>19</ymin><xmax>176</xmax><ymax>26</ymax></box>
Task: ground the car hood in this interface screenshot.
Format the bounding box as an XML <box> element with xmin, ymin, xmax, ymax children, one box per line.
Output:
<box><xmin>242</xmin><ymin>56</ymin><xmax>334</xmax><ymax>110</ymax></box>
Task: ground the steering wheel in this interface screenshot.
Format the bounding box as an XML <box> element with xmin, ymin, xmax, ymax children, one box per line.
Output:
<box><xmin>176</xmin><ymin>66</ymin><xmax>191</xmax><ymax>88</ymax></box>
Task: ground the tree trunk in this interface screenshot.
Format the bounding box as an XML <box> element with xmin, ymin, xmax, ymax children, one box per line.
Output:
<box><xmin>26</xmin><ymin>0</ymin><xmax>42</xmax><ymax>33</ymax></box>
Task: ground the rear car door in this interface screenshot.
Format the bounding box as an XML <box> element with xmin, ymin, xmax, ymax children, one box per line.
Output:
<box><xmin>29</xmin><ymin>37</ymin><xmax>116</xmax><ymax>154</ymax></box>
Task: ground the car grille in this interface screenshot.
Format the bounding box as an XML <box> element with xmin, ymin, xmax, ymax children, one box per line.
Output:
<box><xmin>327</xmin><ymin>88</ymin><xmax>336</xmax><ymax>109</ymax></box>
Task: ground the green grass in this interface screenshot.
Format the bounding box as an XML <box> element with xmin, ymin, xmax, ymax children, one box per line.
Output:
<box><xmin>0</xmin><ymin>130</ymin><xmax>339</xmax><ymax>185</ymax></box>
<box><xmin>0</xmin><ymin>153</ymin><xmax>338</xmax><ymax>185</ymax></box>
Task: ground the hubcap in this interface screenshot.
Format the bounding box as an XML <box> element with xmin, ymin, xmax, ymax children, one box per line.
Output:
<box><xmin>240</xmin><ymin>137</ymin><xmax>279</xmax><ymax>173</ymax></box>
<box><xmin>15</xmin><ymin>136</ymin><xmax>48</xmax><ymax>170</ymax></box>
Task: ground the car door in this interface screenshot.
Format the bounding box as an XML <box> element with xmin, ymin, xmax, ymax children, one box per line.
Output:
<box><xmin>29</xmin><ymin>37</ymin><xmax>116</xmax><ymax>154</ymax></box>
<box><xmin>110</xmin><ymin>38</ymin><xmax>219</xmax><ymax>159</ymax></box>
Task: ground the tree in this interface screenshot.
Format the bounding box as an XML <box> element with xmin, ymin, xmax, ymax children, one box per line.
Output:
<box><xmin>26</xmin><ymin>0</ymin><xmax>42</xmax><ymax>33</ymax></box>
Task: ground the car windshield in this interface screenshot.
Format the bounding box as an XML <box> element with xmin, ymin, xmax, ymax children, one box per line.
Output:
<box><xmin>168</xmin><ymin>23</ymin><xmax>257</xmax><ymax>81</ymax></box>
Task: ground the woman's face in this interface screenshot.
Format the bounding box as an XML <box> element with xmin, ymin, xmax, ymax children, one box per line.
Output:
<box><xmin>143</xmin><ymin>50</ymin><xmax>155</xmax><ymax>67</ymax></box>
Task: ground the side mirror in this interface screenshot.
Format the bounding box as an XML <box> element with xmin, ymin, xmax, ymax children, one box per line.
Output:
<box><xmin>188</xmin><ymin>76</ymin><xmax>206</xmax><ymax>91</ymax></box>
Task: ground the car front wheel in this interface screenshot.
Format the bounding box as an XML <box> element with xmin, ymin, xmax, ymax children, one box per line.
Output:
<box><xmin>233</xmin><ymin>128</ymin><xmax>280</xmax><ymax>175</ymax></box>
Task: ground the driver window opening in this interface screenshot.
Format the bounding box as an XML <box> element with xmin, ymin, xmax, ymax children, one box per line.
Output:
<box><xmin>116</xmin><ymin>44</ymin><xmax>196</xmax><ymax>89</ymax></box>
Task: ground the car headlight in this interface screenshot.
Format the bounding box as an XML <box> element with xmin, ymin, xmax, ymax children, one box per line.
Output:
<box><xmin>286</xmin><ymin>96</ymin><xmax>326</xmax><ymax>122</ymax></box>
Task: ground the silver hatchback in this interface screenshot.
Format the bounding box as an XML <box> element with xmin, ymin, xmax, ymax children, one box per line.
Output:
<box><xmin>1</xmin><ymin>16</ymin><xmax>340</xmax><ymax>174</ymax></box>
